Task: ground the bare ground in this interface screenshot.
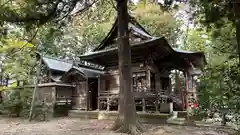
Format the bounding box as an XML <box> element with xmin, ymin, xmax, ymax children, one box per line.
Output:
<box><xmin>0</xmin><ymin>117</ymin><xmax>236</xmax><ymax>135</ymax></box>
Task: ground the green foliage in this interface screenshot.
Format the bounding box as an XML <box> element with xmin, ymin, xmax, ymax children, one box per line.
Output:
<box><xmin>182</xmin><ymin>8</ymin><xmax>240</xmax><ymax>123</ymax></box>
<box><xmin>2</xmin><ymin>49</ymin><xmax>36</xmax><ymax>83</ymax></box>
<box><xmin>0</xmin><ymin>88</ymin><xmax>47</xmax><ymax>120</ymax></box>
<box><xmin>69</xmin><ymin>0</ymin><xmax>115</xmax><ymax>53</ymax></box>
<box><xmin>0</xmin><ymin>39</ymin><xmax>34</xmax><ymax>53</ymax></box>
<box><xmin>0</xmin><ymin>0</ymin><xmax>81</xmax><ymax>26</ymax></box>
<box><xmin>193</xmin><ymin>0</ymin><xmax>234</xmax><ymax>29</ymax></box>
<box><xmin>199</xmin><ymin>60</ymin><xmax>240</xmax><ymax>108</ymax></box>
<box><xmin>183</xmin><ymin>29</ymin><xmax>209</xmax><ymax>52</ymax></box>
<box><xmin>183</xmin><ymin>25</ymin><xmax>240</xmax><ymax>125</ymax></box>
<box><xmin>0</xmin><ymin>88</ymin><xmax>30</xmax><ymax>117</ymax></box>
<box><xmin>133</xmin><ymin>2</ymin><xmax>181</xmax><ymax>46</ymax></box>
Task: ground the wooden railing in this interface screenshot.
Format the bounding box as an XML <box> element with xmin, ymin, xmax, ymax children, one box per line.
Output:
<box><xmin>99</xmin><ymin>91</ymin><xmax>119</xmax><ymax>98</ymax></box>
<box><xmin>99</xmin><ymin>89</ymin><xmax>171</xmax><ymax>98</ymax></box>
<box><xmin>55</xmin><ymin>97</ymin><xmax>72</xmax><ymax>105</ymax></box>
<box><xmin>98</xmin><ymin>89</ymin><xmax>188</xmax><ymax>111</ymax></box>
<box><xmin>99</xmin><ymin>89</ymin><xmax>185</xmax><ymax>105</ymax></box>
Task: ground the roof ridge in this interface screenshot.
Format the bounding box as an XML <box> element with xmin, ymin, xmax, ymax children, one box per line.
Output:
<box><xmin>43</xmin><ymin>55</ymin><xmax>73</xmax><ymax>64</ymax></box>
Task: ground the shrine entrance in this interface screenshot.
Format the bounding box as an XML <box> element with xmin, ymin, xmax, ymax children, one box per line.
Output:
<box><xmin>88</xmin><ymin>78</ymin><xmax>98</xmax><ymax>111</ymax></box>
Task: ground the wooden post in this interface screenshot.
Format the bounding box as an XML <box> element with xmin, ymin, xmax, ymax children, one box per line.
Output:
<box><xmin>185</xmin><ymin>71</ymin><xmax>190</xmax><ymax>121</ymax></box>
<box><xmin>142</xmin><ymin>70</ymin><xmax>151</xmax><ymax>112</ymax></box>
<box><xmin>48</xmin><ymin>71</ymin><xmax>52</xmax><ymax>83</ymax></box>
<box><xmin>146</xmin><ymin>70</ymin><xmax>151</xmax><ymax>91</ymax></box>
<box><xmin>107</xmin><ymin>98</ymin><xmax>110</xmax><ymax>111</ymax></box>
<box><xmin>169</xmin><ymin>75</ymin><xmax>173</xmax><ymax>113</ymax></box>
<box><xmin>155</xmin><ymin>101</ymin><xmax>159</xmax><ymax>112</ymax></box>
<box><xmin>86</xmin><ymin>79</ymin><xmax>89</xmax><ymax>111</ymax></box>
<box><xmin>51</xmin><ymin>86</ymin><xmax>56</xmax><ymax>117</ymax></box>
<box><xmin>118</xmin><ymin>99</ymin><xmax>120</xmax><ymax>111</ymax></box>
<box><xmin>97</xmin><ymin>76</ymin><xmax>101</xmax><ymax>111</ymax></box>
<box><xmin>142</xmin><ymin>98</ymin><xmax>146</xmax><ymax>112</ymax></box>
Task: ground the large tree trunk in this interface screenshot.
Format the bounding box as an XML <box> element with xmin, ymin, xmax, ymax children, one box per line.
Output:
<box><xmin>235</xmin><ymin>20</ymin><xmax>240</xmax><ymax>62</ymax></box>
<box><xmin>112</xmin><ymin>0</ymin><xmax>143</xmax><ymax>134</ymax></box>
<box><xmin>233</xmin><ymin>0</ymin><xmax>240</xmax><ymax>62</ymax></box>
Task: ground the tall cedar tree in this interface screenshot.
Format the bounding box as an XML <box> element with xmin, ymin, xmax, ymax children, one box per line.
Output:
<box><xmin>111</xmin><ymin>0</ymin><xmax>143</xmax><ymax>134</ymax></box>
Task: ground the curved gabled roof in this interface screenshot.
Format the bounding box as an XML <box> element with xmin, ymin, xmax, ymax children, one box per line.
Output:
<box><xmin>85</xmin><ymin>15</ymin><xmax>206</xmax><ymax>70</ymax></box>
<box><xmin>93</xmin><ymin>16</ymin><xmax>153</xmax><ymax>51</ymax></box>
<box><xmin>80</xmin><ymin>37</ymin><xmax>206</xmax><ymax>70</ymax></box>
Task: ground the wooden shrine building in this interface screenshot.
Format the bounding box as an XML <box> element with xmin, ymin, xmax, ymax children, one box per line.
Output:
<box><xmin>38</xmin><ymin>55</ymin><xmax>105</xmax><ymax>111</ymax></box>
<box><xmin>38</xmin><ymin>16</ymin><xmax>206</xmax><ymax>115</ymax></box>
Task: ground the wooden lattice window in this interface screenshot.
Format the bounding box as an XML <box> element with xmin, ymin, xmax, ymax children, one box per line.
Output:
<box><xmin>132</xmin><ymin>71</ymin><xmax>147</xmax><ymax>92</ymax></box>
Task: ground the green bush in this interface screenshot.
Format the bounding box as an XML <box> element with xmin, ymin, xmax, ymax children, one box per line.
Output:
<box><xmin>0</xmin><ymin>90</ymin><xmax>23</xmax><ymax>117</ymax></box>
<box><xmin>0</xmin><ymin>88</ymin><xmax>46</xmax><ymax>119</ymax></box>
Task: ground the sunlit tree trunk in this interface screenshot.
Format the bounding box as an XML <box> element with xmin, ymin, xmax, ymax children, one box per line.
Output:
<box><xmin>112</xmin><ymin>0</ymin><xmax>143</xmax><ymax>134</ymax></box>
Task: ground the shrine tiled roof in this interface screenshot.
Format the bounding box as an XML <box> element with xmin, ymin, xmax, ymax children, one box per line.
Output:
<box><xmin>42</xmin><ymin>56</ymin><xmax>105</xmax><ymax>78</ymax></box>
<box><xmin>80</xmin><ymin>15</ymin><xmax>207</xmax><ymax>70</ymax></box>
<box><xmin>42</xmin><ymin>56</ymin><xmax>72</xmax><ymax>72</ymax></box>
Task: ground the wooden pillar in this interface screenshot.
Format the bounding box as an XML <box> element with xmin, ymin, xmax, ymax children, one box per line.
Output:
<box><xmin>48</xmin><ymin>71</ymin><xmax>52</xmax><ymax>83</ymax></box>
<box><xmin>51</xmin><ymin>86</ymin><xmax>56</xmax><ymax>118</ymax></box>
<box><xmin>86</xmin><ymin>79</ymin><xmax>89</xmax><ymax>111</ymax></box>
<box><xmin>168</xmin><ymin>75</ymin><xmax>172</xmax><ymax>93</ymax></box>
<box><xmin>146</xmin><ymin>70</ymin><xmax>151</xmax><ymax>91</ymax></box>
<box><xmin>97</xmin><ymin>76</ymin><xmax>101</xmax><ymax>110</ymax></box>
<box><xmin>192</xmin><ymin>76</ymin><xmax>197</xmax><ymax>99</ymax></box>
<box><xmin>107</xmin><ymin>98</ymin><xmax>110</xmax><ymax>111</ymax></box>
<box><xmin>168</xmin><ymin>73</ymin><xmax>173</xmax><ymax>113</ymax></box>
<box><xmin>155</xmin><ymin>100</ymin><xmax>159</xmax><ymax>112</ymax></box>
<box><xmin>185</xmin><ymin>72</ymin><xmax>189</xmax><ymax>110</ymax></box>
<box><xmin>185</xmin><ymin>71</ymin><xmax>190</xmax><ymax>121</ymax></box>
<box><xmin>142</xmin><ymin>98</ymin><xmax>146</xmax><ymax>112</ymax></box>
<box><xmin>143</xmin><ymin>70</ymin><xmax>151</xmax><ymax>112</ymax></box>
<box><xmin>118</xmin><ymin>99</ymin><xmax>120</xmax><ymax>111</ymax></box>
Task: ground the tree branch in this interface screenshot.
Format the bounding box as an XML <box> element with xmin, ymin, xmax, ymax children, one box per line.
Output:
<box><xmin>0</xmin><ymin>0</ymin><xmax>13</xmax><ymax>8</ymax></box>
<box><xmin>5</xmin><ymin>28</ymin><xmax>39</xmax><ymax>58</ymax></box>
<box><xmin>0</xmin><ymin>0</ymin><xmax>61</xmax><ymax>25</ymax></box>
<box><xmin>71</xmin><ymin>0</ymin><xmax>98</xmax><ymax>17</ymax></box>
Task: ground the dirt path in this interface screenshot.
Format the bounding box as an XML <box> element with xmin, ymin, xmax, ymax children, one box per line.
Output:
<box><xmin>0</xmin><ymin>117</ymin><xmax>235</xmax><ymax>135</ymax></box>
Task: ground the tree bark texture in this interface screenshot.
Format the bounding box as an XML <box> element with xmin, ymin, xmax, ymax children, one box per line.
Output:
<box><xmin>233</xmin><ymin>0</ymin><xmax>240</xmax><ymax>62</ymax></box>
<box><xmin>112</xmin><ymin>0</ymin><xmax>143</xmax><ymax>134</ymax></box>
<box><xmin>235</xmin><ymin>20</ymin><xmax>240</xmax><ymax>62</ymax></box>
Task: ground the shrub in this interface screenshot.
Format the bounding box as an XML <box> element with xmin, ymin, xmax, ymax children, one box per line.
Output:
<box><xmin>0</xmin><ymin>90</ymin><xmax>23</xmax><ymax>117</ymax></box>
<box><xmin>0</xmin><ymin>87</ymin><xmax>46</xmax><ymax>120</ymax></box>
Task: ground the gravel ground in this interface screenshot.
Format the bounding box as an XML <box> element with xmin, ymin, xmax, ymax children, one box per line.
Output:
<box><xmin>0</xmin><ymin>117</ymin><xmax>236</xmax><ymax>135</ymax></box>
